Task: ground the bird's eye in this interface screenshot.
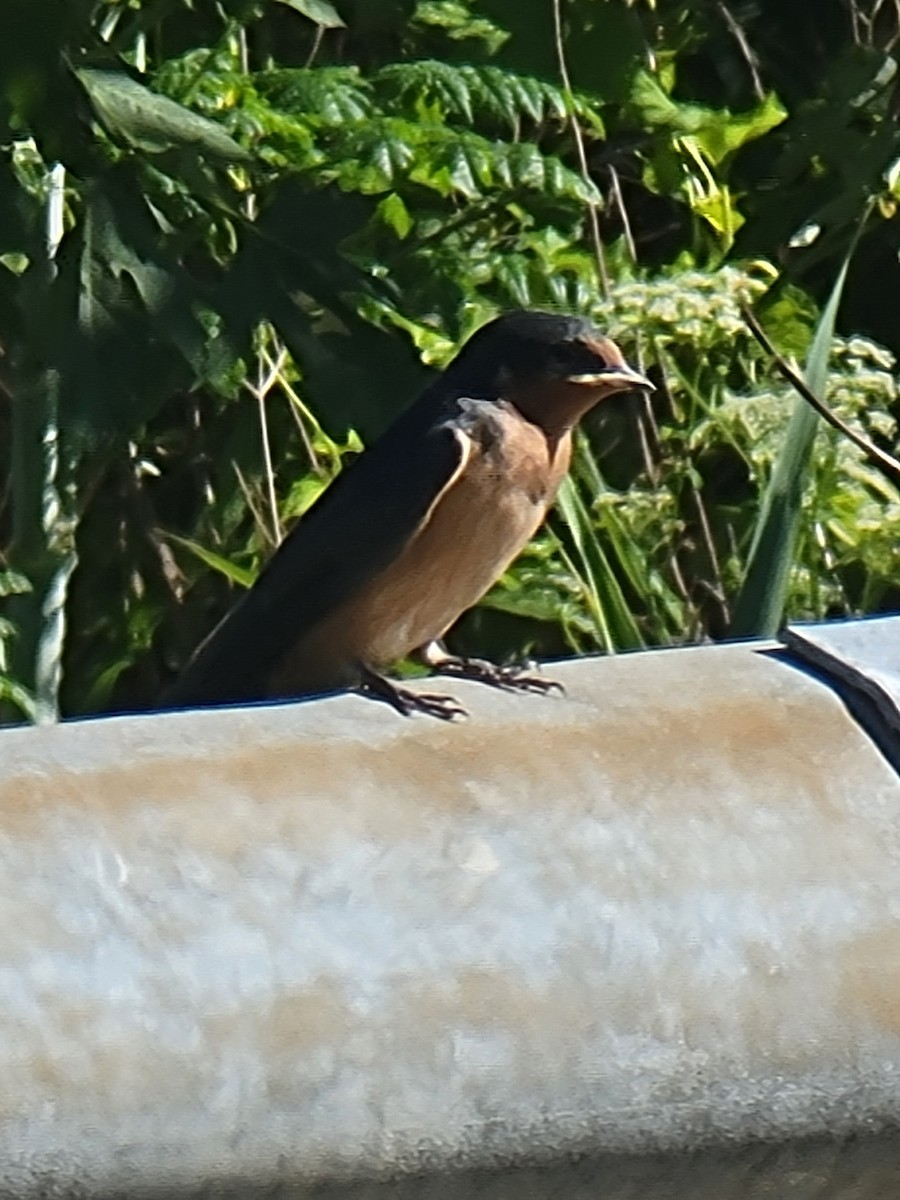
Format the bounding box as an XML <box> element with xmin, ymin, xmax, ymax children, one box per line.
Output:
<box><xmin>548</xmin><ymin>343</ymin><xmax>577</xmax><ymax>370</ymax></box>
<box><xmin>547</xmin><ymin>340</ymin><xmax>597</xmax><ymax>376</ymax></box>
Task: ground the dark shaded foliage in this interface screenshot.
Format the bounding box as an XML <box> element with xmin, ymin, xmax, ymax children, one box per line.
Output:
<box><xmin>1</xmin><ymin>0</ymin><xmax>899</xmax><ymax>722</ymax></box>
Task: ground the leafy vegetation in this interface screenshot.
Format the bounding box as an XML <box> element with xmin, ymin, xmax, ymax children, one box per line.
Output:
<box><xmin>1</xmin><ymin>0</ymin><xmax>899</xmax><ymax>722</ymax></box>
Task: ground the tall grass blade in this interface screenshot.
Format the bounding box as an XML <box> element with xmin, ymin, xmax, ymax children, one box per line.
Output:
<box><xmin>555</xmin><ymin>475</ymin><xmax>644</xmax><ymax>652</ymax></box>
<box><xmin>728</xmin><ymin>247</ymin><xmax>856</xmax><ymax>638</ymax></box>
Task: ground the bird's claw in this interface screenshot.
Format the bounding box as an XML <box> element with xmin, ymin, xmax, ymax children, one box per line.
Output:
<box><xmin>359</xmin><ymin>669</ymin><xmax>468</xmax><ymax>721</ymax></box>
<box><xmin>400</xmin><ymin>689</ymin><xmax>469</xmax><ymax>720</ymax></box>
<box><xmin>434</xmin><ymin>655</ymin><xmax>565</xmax><ymax>696</ymax></box>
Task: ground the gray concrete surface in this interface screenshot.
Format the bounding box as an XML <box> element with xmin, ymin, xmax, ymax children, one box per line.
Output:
<box><xmin>783</xmin><ymin>613</ymin><xmax>900</xmax><ymax>740</ymax></box>
<box><xmin>2</xmin><ymin>640</ymin><xmax>900</xmax><ymax>1197</ymax></box>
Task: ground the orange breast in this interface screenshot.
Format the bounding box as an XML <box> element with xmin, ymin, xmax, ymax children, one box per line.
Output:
<box><xmin>268</xmin><ymin>412</ymin><xmax>571</xmax><ymax>693</ymax></box>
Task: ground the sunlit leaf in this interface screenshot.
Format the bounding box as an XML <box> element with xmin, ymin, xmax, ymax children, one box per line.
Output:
<box><xmin>376</xmin><ymin>192</ymin><xmax>413</xmax><ymax>238</ymax></box>
<box><xmin>629</xmin><ymin>71</ymin><xmax>786</xmax><ymax>165</ymax></box>
<box><xmin>729</xmin><ymin>236</ymin><xmax>861</xmax><ymax>637</ymax></box>
<box><xmin>0</xmin><ymin>570</ymin><xmax>32</xmax><ymax>597</ymax></box>
<box><xmin>274</xmin><ymin>0</ymin><xmax>346</xmax><ymax>27</ymax></box>
<box><xmin>168</xmin><ymin>535</ymin><xmax>257</xmax><ymax>588</ymax></box>
<box><xmin>77</xmin><ymin>69</ymin><xmax>252</xmax><ymax>160</ymax></box>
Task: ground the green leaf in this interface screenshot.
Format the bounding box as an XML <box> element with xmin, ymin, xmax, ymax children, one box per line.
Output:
<box><xmin>413</xmin><ymin>2</ymin><xmax>510</xmax><ymax>53</ymax></box>
<box><xmin>629</xmin><ymin>71</ymin><xmax>708</xmax><ymax>133</ymax></box>
<box><xmin>50</xmin><ymin>172</ymin><xmax>237</xmax><ymax>440</ymax></box>
<box><xmin>555</xmin><ymin>476</ymin><xmax>644</xmax><ymax>652</ymax></box>
<box><xmin>729</xmin><ymin>237</ymin><xmax>861</xmax><ymax>638</ymax></box>
<box><xmin>506</xmin><ymin>73</ymin><xmax>542</xmax><ymax>123</ymax></box>
<box><xmin>470</xmin><ymin>66</ymin><xmax>519</xmax><ymax>128</ymax></box>
<box><xmin>274</xmin><ymin>0</ymin><xmax>346</xmax><ymax>26</ymax></box>
<box><xmin>77</xmin><ymin>69</ymin><xmax>251</xmax><ymax>161</ymax></box>
<box><xmin>0</xmin><ymin>252</ymin><xmax>29</xmax><ymax>276</ymax></box>
<box><xmin>168</xmin><ymin>535</ymin><xmax>257</xmax><ymax>588</ymax></box>
<box><xmin>0</xmin><ymin>570</ymin><xmax>32</xmax><ymax>597</ymax></box>
<box><xmin>494</xmin><ymin>255</ymin><xmax>531</xmax><ymax>306</ymax></box>
<box><xmin>374</xmin><ymin>61</ymin><xmax>598</xmax><ymax>137</ymax></box>
<box><xmin>258</xmin><ymin>68</ymin><xmax>371</xmax><ymax>124</ymax></box>
<box><xmin>357</xmin><ymin>297</ymin><xmax>456</xmax><ymax>364</ymax></box>
<box><xmin>376</xmin><ymin>61</ymin><xmax>476</xmax><ymax>123</ymax></box>
<box><xmin>447</xmin><ymin>144</ymin><xmax>479</xmax><ymax>197</ymax></box>
<box><xmin>376</xmin><ymin>192</ymin><xmax>413</xmax><ymax>238</ymax></box>
<box><xmin>694</xmin><ymin>92</ymin><xmax>787</xmax><ymax>164</ymax></box>
<box><xmin>503</xmin><ymin>141</ymin><xmax>553</xmax><ymax>192</ymax></box>
<box><xmin>282</xmin><ymin>473</ymin><xmax>334</xmax><ymax>521</ymax></box>
<box><xmin>628</xmin><ymin>71</ymin><xmax>786</xmax><ymax>165</ymax></box>
<box><xmin>0</xmin><ymin>675</ymin><xmax>37</xmax><ymax>722</ymax></box>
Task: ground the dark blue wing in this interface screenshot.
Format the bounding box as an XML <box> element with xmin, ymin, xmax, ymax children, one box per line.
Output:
<box><xmin>163</xmin><ymin>389</ymin><xmax>469</xmax><ymax>707</ymax></box>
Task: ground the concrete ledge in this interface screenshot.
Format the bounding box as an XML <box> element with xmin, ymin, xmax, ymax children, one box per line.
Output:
<box><xmin>2</xmin><ymin>642</ymin><xmax>900</xmax><ymax>1197</ymax></box>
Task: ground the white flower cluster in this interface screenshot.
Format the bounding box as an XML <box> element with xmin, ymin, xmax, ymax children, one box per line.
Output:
<box><xmin>597</xmin><ymin>265</ymin><xmax>771</xmax><ymax>351</ymax></box>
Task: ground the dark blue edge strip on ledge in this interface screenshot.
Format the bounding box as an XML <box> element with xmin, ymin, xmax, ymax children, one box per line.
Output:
<box><xmin>765</xmin><ymin>616</ymin><xmax>900</xmax><ymax>777</ymax></box>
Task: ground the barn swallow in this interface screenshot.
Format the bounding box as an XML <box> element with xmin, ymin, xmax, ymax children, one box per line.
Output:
<box><xmin>163</xmin><ymin>310</ymin><xmax>652</xmax><ymax>719</ymax></box>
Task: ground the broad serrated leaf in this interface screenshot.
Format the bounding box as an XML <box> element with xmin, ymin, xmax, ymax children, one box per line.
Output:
<box><xmin>469</xmin><ymin>69</ymin><xmax>518</xmax><ymax>129</ymax></box>
<box><xmin>505</xmin><ymin>141</ymin><xmax>545</xmax><ymax>189</ymax></box>
<box><xmin>471</xmin><ymin>65</ymin><xmax>592</xmax><ymax>130</ymax></box>
<box><xmin>463</xmin><ymin>139</ymin><xmax>493</xmax><ymax>188</ymax></box>
<box><xmin>494</xmin><ymin>256</ymin><xmax>531</xmax><ymax>306</ymax></box>
<box><xmin>507</xmin><ymin>74</ymin><xmax>543</xmax><ymax>123</ymax></box>
<box><xmin>376</xmin><ymin>61</ymin><xmax>475</xmax><ymax>123</ymax></box>
<box><xmin>491</xmin><ymin>147</ymin><xmax>513</xmax><ymax>188</ymax></box>
<box><xmin>328</xmin><ymin>118</ymin><xmax>418</xmax><ymax>191</ymax></box>
<box><xmin>447</xmin><ymin>144</ymin><xmax>479</xmax><ymax>197</ymax></box>
<box><xmin>77</xmin><ymin>69</ymin><xmax>251</xmax><ymax>161</ymax></box>
<box><xmin>258</xmin><ymin>67</ymin><xmax>371</xmax><ymax>124</ymax></box>
<box><xmin>374</xmin><ymin>61</ymin><xmax>599</xmax><ymax>138</ymax></box>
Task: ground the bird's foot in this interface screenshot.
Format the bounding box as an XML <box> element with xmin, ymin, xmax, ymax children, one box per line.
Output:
<box><xmin>428</xmin><ymin>651</ymin><xmax>564</xmax><ymax>696</ymax></box>
<box><xmin>358</xmin><ymin>668</ymin><xmax>468</xmax><ymax>721</ymax></box>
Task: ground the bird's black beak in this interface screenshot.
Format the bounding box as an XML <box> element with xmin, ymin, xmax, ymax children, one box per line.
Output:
<box><xmin>565</xmin><ymin>364</ymin><xmax>654</xmax><ymax>392</ymax></box>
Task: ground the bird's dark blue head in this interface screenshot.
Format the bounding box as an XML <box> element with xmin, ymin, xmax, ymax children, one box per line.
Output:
<box><xmin>444</xmin><ymin>310</ymin><xmax>652</xmax><ymax>429</ymax></box>
<box><xmin>447</xmin><ymin>310</ymin><xmax>650</xmax><ymax>393</ymax></box>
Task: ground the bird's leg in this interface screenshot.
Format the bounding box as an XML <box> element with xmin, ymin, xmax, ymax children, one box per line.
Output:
<box><xmin>357</xmin><ymin>666</ymin><xmax>468</xmax><ymax>721</ymax></box>
<box><xmin>417</xmin><ymin>641</ymin><xmax>564</xmax><ymax>696</ymax></box>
